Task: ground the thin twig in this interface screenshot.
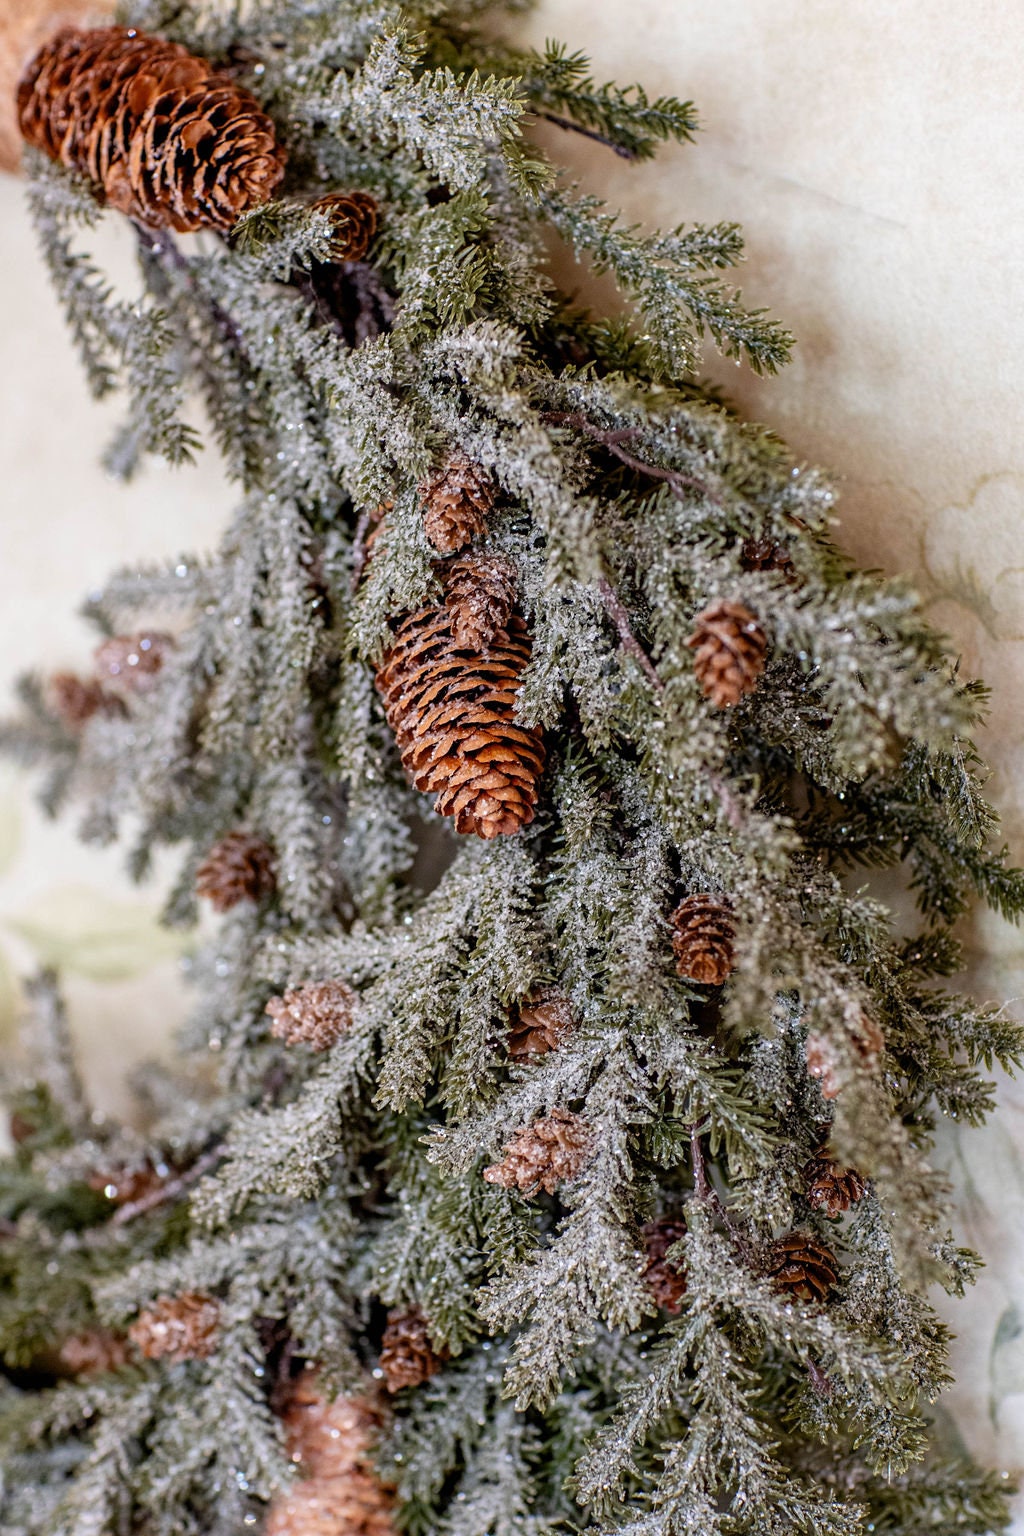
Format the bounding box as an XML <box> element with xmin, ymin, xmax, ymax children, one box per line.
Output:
<box><xmin>705</xmin><ymin>770</ymin><xmax>745</xmax><ymax>832</ymax></box>
<box><xmin>140</xmin><ymin>226</ymin><xmax>248</xmax><ymax>357</ymax></box>
<box><xmin>110</xmin><ymin>1143</ymin><xmax>223</xmax><ymax>1227</ymax></box>
<box><xmin>596</xmin><ymin>577</ymin><xmax>664</xmax><ymax>692</ymax></box>
<box><xmin>542</xmin><ymin>411</ymin><xmax>721</xmax><ymax>505</ymax></box>
<box><xmin>350</xmin><ymin>508</ymin><xmax>372</xmax><ymax>594</ymax></box>
<box><xmin>806</xmin><ymin>1359</ymin><xmax>833</xmax><ymax>1396</ymax></box>
<box><xmin>689</xmin><ymin>1121</ymin><xmax>713</xmax><ymax>1200</ymax></box>
<box><xmin>534</xmin><ymin>110</ymin><xmax>637</xmax><ymax>160</ymax></box>
<box><xmin>688</xmin><ymin>1120</ymin><xmax>756</xmax><ymax>1265</ymax></box>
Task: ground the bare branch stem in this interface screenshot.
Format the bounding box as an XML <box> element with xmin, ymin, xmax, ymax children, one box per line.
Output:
<box><xmin>596</xmin><ymin>577</ymin><xmax>664</xmax><ymax>692</ymax></box>
<box><xmin>542</xmin><ymin>411</ymin><xmax>721</xmax><ymax>505</ymax></box>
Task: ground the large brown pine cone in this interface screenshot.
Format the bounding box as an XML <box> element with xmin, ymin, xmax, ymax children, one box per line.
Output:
<box><xmin>196</xmin><ymin>829</ymin><xmax>277</xmax><ymax>911</ymax></box>
<box><xmin>419</xmin><ymin>453</ymin><xmax>494</xmax><ymax>554</ymax></box>
<box><xmin>129</xmin><ymin>1291</ymin><xmax>220</xmax><ymax>1361</ymax></box>
<box><xmin>802</xmin><ymin>1152</ymin><xmax>867</xmax><ymax>1218</ymax></box>
<box><xmin>17</xmin><ymin>25</ymin><xmax>285</xmax><ymax>232</ymax></box>
<box><xmin>442</xmin><ymin>554</ymin><xmax>517</xmax><ymax>651</ymax></box>
<box><xmin>641</xmin><ymin>1218</ymin><xmax>688</xmax><ymax>1313</ymax></box>
<box><xmin>376</xmin><ymin>606</ymin><xmax>544</xmax><ymax>839</ymax></box>
<box><xmin>670</xmin><ymin>894</ymin><xmax>735</xmax><ymax>985</ymax></box>
<box><xmin>686</xmin><ymin>599</ymin><xmax>767</xmax><ymax>707</ymax></box>
<box><xmin>378</xmin><ymin>1308</ymin><xmax>449</xmax><ymax>1394</ymax></box>
<box><xmin>266</xmin><ymin>1370</ymin><xmax>394</xmax><ymax>1536</ymax></box>
<box><xmin>483</xmin><ymin>1107</ymin><xmax>594</xmax><ymax>1197</ymax></box>
<box><xmin>768</xmin><ymin>1232</ymin><xmax>839</xmax><ymax>1303</ymax></box>
<box><xmin>507</xmin><ymin>990</ymin><xmax>572</xmax><ymax>1060</ymax></box>
<box><xmin>309</xmin><ymin>191</ymin><xmax>379</xmax><ymax>263</ymax></box>
<box><xmin>266</xmin><ymin>979</ymin><xmax>356</xmax><ymax>1052</ymax></box>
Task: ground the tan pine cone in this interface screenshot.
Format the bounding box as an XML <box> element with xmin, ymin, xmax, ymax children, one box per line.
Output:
<box><xmin>196</xmin><ymin>829</ymin><xmax>277</xmax><ymax>911</ymax></box>
<box><xmin>17</xmin><ymin>25</ymin><xmax>285</xmax><ymax>232</ymax></box>
<box><xmin>768</xmin><ymin>1232</ymin><xmax>839</xmax><ymax>1303</ymax></box>
<box><xmin>375</xmin><ymin>605</ymin><xmax>545</xmax><ymax>839</ymax></box>
<box><xmin>507</xmin><ymin>990</ymin><xmax>572</xmax><ymax>1060</ymax></box>
<box><xmin>266</xmin><ymin>980</ymin><xmax>356</xmax><ymax>1052</ymax></box>
<box><xmin>419</xmin><ymin>453</ymin><xmax>494</xmax><ymax>554</ymax></box>
<box><xmin>378</xmin><ymin>1308</ymin><xmax>449</xmax><ymax>1394</ymax></box>
<box><xmin>686</xmin><ymin>599</ymin><xmax>767</xmax><ymax>707</ymax></box>
<box><xmin>129</xmin><ymin>1291</ymin><xmax>220</xmax><ymax>1361</ymax></box>
<box><xmin>670</xmin><ymin>894</ymin><xmax>735</xmax><ymax>985</ymax></box>
<box><xmin>641</xmin><ymin>1217</ymin><xmax>688</xmax><ymax>1314</ymax></box>
<box><xmin>266</xmin><ymin>1370</ymin><xmax>395</xmax><ymax>1536</ymax></box>
<box><xmin>802</xmin><ymin>1152</ymin><xmax>867</xmax><ymax>1218</ymax></box>
<box><xmin>310</xmin><ymin>191</ymin><xmax>379</xmax><ymax>263</ymax></box>
<box><xmin>93</xmin><ymin>630</ymin><xmax>173</xmax><ymax>694</ymax></box>
<box><xmin>483</xmin><ymin>1107</ymin><xmax>594</xmax><ymax>1197</ymax></box>
<box><xmin>442</xmin><ymin>555</ymin><xmax>517</xmax><ymax>651</ymax></box>
<box><xmin>56</xmin><ymin>1329</ymin><xmax>129</xmax><ymax>1376</ymax></box>
<box><xmin>0</xmin><ymin>0</ymin><xmax>112</xmax><ymax>173</ymax></box>
<box><xmin>49</xmin><ymin>670</ymin><xmax>122</xmax><ymax>728</ymax></box>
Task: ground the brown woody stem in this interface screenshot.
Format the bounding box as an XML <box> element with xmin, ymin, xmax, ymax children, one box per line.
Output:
<box><xmin>596</xmin><ymin>577</ymin><xmax>664</xmax><ymax>692</ymax></box>
<box><xmin>110</xmin><ymin>1143</ymin><xmax>223</xmax><ymax>1227</ymax></box>
<box><xmin>542</xmin><ymin>411</ymin><xmax>721</xmax><ymax>505</ymax></box>
<box><xmin>350</xmin><ymin>508</ymin><xmax>373</xmax><ymax>593</ymax></box>
<box><xmin>534</xmin><ymin>111</ymin><xmax>637</xmax><ymax>160</ymax></box>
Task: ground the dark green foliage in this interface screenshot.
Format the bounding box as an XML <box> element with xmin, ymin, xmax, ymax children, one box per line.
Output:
<box><xmin>0</xmin><ymin>2</ymin><xmax>1020</xmax><ymax>1534</ymax></box>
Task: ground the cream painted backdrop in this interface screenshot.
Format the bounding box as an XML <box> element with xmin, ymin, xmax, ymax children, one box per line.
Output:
<box><xmin>1</xmin><ymin>0</ymin><xmax>1022</xmax><ymax>1509</ymax></box>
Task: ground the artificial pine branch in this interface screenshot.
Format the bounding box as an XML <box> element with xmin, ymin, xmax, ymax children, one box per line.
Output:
<box><xmin>0</xmin><ymin>3</ymin><xmax>1020</xmax><ymax>1534</ymax></box>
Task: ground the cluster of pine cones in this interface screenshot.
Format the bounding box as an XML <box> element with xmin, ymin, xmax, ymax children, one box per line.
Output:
<box><xmin>375</xmin><ymin>454</ymin><xmax>546</xmax><ymax>840</ymax></box>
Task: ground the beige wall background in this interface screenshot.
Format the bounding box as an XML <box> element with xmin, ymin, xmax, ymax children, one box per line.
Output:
<box><xmin>0</xmin><ymin>0</ymin><xmax>1021</xmax><ymax>1507</ymax></box>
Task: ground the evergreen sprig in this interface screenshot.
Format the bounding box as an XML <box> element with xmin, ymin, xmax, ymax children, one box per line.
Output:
<box><xmin>1</xmin><ymin>2</ymin><xmax>1020</xmax><ymax>1534</ymax></box>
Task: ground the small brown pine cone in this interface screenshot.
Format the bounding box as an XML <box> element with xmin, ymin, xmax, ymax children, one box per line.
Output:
<box><xmin>266</xmin><ymin>980</ymin><xmax>356</xmax><ymax>1052</ymax></box>
<box><xmin>483</xmin><ymin>1107</ymin><xmax>595</xmax><ymax>1198</ymax></box>
<box><xmin>805</xmin><ymin>1013</ymin><xmax>884</xmax><ymax>1100</ymax></box>
<box><xmin>671</xmin><ymin>894</ymin><xmax>735</xmax><ymax>985</ymax></box>
<box><xmin>129</xmin><ymin>1292</ymin><xmax>220</xmax><ymax>1362</ymax></box>
<box><xmin>853</xmin><ymin>1012</ymin><xmax>885</xmax><ymax>1062</ymax></box>
<box><xmin>419</xmin><ymin>453</ymin><xmax>494</xmax><ymax>554</ymax></box>
<box><xmin>49</xmin><ymin>671</ymin><xmax>122</xmax><ymax>728</ymax></box>
<box><xmin>804</xmin><ymin>1033</ymin><xmax>841</xmax><ymax>1099</ymax></box>
<box><xmin>442</xmin><ymin>555</ymin><xmax>517</xmax><ymax>651</ymax></box>
<box><xmin>196</xmin><ymin>829</ymin><xmax>277</xmax><ymax>911</ymax></box>
<box><xmin>378</xmin><ymin>1308</ymin><xmax>449</xmax><ymax>1394</ymax></box>
<box><xmin>768</xmin><ymin>1232</ymin><xmax>839</xmax><ymax>1303</ymax></box>
<box><xmin>802</xmin><ymin>1153</ymin><xmax>867</xmax><ymax>1218</ymax></box>
<box><xmin>93</xmin><ymin>630</ymin><xmax>173</xmax><ymax>694</ymax></box>
<box><xmin>376</xmin><ymin>606</ymin><xmax>544</xmax><ymax>839</ymax></box>
<box><xmin>17</xmin><ymin>25</ymin><xmax>285</xmax><ymax>233</ymax></box>
<box><xmin>310</xmin><ymin>191</ymin><xmax>379</xmax><ymax>263</ymax></box>
<box><xmin>507</xmin><ymin>990</ymin><xmax>572</xmax><ymax>1061</ymax></box>
<box><xmin>686</xmin><ymin>599</ymin><xmax>767</xmax><ymax>707</ymax></box>
<box><xmin>641</xmin><ymin>1218</ymin><xmax>688</xmax><ymax>1314</ymax></box>
<box><xmin>739</xmin><ymin>536</ymin><xmax>795</xmax><ymax>579</ymax></box>
<box><xmin>57</xmin><ymin>1329</ymin><xmax>128</xmax><ymax>1376</ymax></box>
